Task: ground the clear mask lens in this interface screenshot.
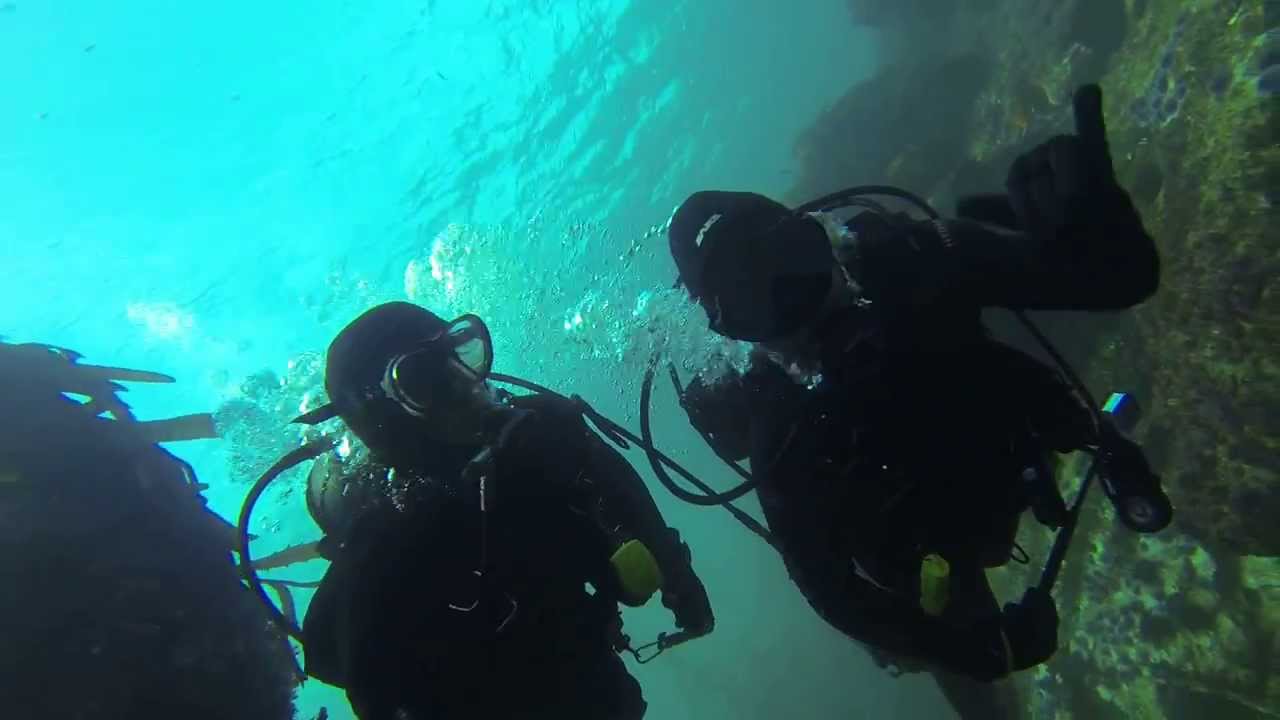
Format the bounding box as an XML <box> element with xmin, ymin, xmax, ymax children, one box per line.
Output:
<box><xmin>382</xmin><ymin>314</ymin><xmax>494</xmax><ymax>417</ymax></box>
<box><xmin>445</xmin><ymin>316</ymin><xmax>493</xmax><ymax>380</ymax></box>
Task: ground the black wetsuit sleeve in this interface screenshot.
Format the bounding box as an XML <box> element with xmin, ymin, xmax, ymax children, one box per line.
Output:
<box><xmin>939</xmin><ymin>208</ymin><xmax>1159</xmax><ymax>311</ymax></box>
<box><xmin>509</xmin><ymin>393</ymin><xmax>700</xmax><ymax>587</ymax></box>
<box><xmin>578</xmin><ymin>426</ymin><xmax>697</xmax><ymax>582</ymax></box>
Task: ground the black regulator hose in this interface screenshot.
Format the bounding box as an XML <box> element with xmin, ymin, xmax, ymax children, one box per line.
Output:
<box><xmin>664</xmin><ymin>364</ymin><xmax>753</xmax><ymax>484</ymax></box>
<box><xmin>1038</xmin><ymin>459</ymin><xmax>1100</xmax><ymax>594</ymax></box>
<box><xmin>638</xmin><ymin>365</ymin><xmax>755</xmax><ymax>505</ymax></box>
<box><xmin>1010</xmin><ymin>313</ymin><xmax>1105</xmax><ymax>434</ymax></box>
<box><xmin>490</xmin><ymin>373</ymin><xmax>777</xmax><ymax>550</ymax></box>
<box><xmin>237</xmin><ymin>438</ymin><xmax>335</xmax><ymax>644</ymax></box>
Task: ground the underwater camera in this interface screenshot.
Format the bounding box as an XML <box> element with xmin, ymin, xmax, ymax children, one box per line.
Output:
<box><xmin>1094</xmin><ymin>391</ymin><xmax>1172</xmax><ymax>533</ymax></box>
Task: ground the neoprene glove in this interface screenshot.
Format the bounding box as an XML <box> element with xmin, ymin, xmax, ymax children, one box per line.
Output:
<box><xmin>959</xmin><ymin>85</ymin><xmax>1156</xmax><ymax>293</ymax></box>
<box><xmin>999</xmin><ymin>587</ymin><xmax>1059</xmax><ymax>673</ymax></box>
<box><xmin>660</xmin><ymin>544</ymin><xmax>715</xmax><ymax>637</ymax></box>
<box><xmin>1013</xmin><ymin>85</ymin><xmax>1145</xmax><ymax>246</ymax></box>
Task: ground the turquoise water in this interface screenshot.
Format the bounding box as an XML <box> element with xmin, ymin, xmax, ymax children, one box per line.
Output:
<box><xmin>0</xmin><ymin>2</ymin><xmax>962</xmax><ymax>717</ymax></box>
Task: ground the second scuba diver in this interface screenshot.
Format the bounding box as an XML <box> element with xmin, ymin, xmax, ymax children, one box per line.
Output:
<box><xmin>281</xmin><ymin>301</ymin><xmax>714</xmax><ymax>720</ymax></box>
<box><xmin>660</xmin><ymin>85</ymin><xmax>1172</xmax><ymax>718</ymax></box>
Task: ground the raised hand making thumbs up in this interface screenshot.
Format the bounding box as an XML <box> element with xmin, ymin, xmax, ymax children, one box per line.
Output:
<box><xmin>1006</xmin><ymin>85</ymin><xmax>1148</xmax><ymax>260</ymax></box>
<box><xmin>952</xmin><ymin>84</ymin><xmax>1161</xmax><ymax>310</ymax></box>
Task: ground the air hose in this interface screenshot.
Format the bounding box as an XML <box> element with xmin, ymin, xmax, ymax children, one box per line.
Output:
<box><xmin>489</xmin><ymin>373</ymin><xmax>777</xmax><ymax>550</ymax></box>
<box><xmin>638</xmin><ymin>365</ymin><xmax>755</xmax><ymax>505</ymax></box>
<box><xmin>236</xmin><ymin>438</ymin><xmax>335</xmax><ymax>643</ymax></box>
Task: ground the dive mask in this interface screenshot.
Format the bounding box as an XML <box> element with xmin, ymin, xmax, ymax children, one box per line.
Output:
<box><xmin>293</xmin><ymin>313</ymin><xmax>495</xmax><ymax>428</ymax></box>
<box><xmin>380</xmin><ymin>314</ymin><xmax>494</xmax><ymax>418</ymax></box>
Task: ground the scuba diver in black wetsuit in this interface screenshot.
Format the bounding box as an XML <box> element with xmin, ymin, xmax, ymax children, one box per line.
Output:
<box><xmin>0</xmin><ymin>340</ymin><xmax>299</xmax><ymax>720</ymax></box>
<box><xmin>245</xmin><ymin>301</ymin><xmax>713</xmax><ymax>720</ymax></box>
<box><xmin>658</xmin><ymin>85</ymin><xmax>1172</xmax><ymax>718</ymax></box>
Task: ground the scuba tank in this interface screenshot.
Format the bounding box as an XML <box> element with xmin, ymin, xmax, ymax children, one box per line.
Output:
<box><xmin>305</xmin><ymin>447</ymin><xmax>391</xmax><ymax>547</ymax></box>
